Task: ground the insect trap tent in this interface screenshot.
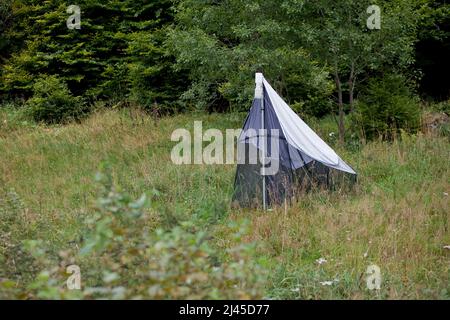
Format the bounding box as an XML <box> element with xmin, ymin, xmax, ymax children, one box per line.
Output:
<box><xmin>232</xmin><ymin>73</ymin><xmax>357</xmax><ymax>209</ymax></box>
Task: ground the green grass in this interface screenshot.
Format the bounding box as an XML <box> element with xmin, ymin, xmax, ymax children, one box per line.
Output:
<box><xmin>0</xmin><ymin>108</ymin><xmax>448</xmax><ymax>299</ymax></box>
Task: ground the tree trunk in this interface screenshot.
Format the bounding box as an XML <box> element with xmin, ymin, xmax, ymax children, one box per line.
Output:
<box><xmin>335</xmin><ymin>73</ymin><xmax>345</xmax><ymax>145</ymax></box>
<box><xmin>349</xmin><ymin>79</ymin><xmax>354</xmax><ymax>112</ymax></box>
<box><xmin>348</xmin><ymin>62</ymin><xmax>355</xmax><ymax>113</ymax></box>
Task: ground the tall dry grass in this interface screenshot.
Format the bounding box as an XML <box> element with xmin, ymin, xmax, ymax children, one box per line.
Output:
<box><xmin>0</xmin><ymin>108</ymin><xmax>448</xmax><ymax>299</ymax></box>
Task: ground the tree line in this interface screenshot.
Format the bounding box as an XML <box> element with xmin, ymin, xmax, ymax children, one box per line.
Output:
<box><xmin>0</xmin><ymin>0</ymin><xmax>448</xmax><ymax>141</ymax></box>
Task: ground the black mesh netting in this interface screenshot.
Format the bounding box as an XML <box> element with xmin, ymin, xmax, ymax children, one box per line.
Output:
<box><xmin>232</xmin><ymin>140</ymin><xmax>356</xmax><ymax>208</ymax></box>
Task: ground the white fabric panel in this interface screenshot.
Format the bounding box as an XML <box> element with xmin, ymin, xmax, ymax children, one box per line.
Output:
<box><xmin>254</xmin><ymin>73</ymin><xmax>264</xmax><ymax>99</ymax></box>
<box><xmin>262</xmin><ymin>77</ymin><xmax>356</xmax><ymax>175</ymax></box>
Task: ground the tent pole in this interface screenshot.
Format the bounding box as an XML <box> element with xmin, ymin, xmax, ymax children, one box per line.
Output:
<box><xmin>261</xmin><ymin>78</ymin><xmax>266</xmax><ymax>211</ymax></box>
<box><xmin>255</xmin><ymin>73</ymin><xmax>266</xmax><ymax>211</ymax></box>
<box><xmin>262</xmin><ymin>90</ymin><xmax>266</xmax><ymax>210</ymax></box>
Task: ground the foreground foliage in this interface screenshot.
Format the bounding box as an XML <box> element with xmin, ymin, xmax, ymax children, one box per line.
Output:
<box><xmin>1</xmin><ymin>163</ymin><xmax>265</xmax><ymax>299</ymax></box>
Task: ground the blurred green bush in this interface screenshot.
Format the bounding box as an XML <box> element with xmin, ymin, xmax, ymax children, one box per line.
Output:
<box><xmin>25</xmin><ymin>75</ymin><xmax>86</xmax><ymax>124</ymax></box>
<box><xmin>352</xmin><ymin>74</ymin><xmax>421</xmax><ymax>140</ymax></box>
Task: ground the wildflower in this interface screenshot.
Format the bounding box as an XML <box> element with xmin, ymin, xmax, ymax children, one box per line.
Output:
<box><xmin>316</xmin><ymin>258</ymin><xmax>327</xmax><ymax>265</ymax></box>
<box><xmin>320</xmin><ymin>278</ymin><xmax>339</xmax><ymax>286</ymax></box>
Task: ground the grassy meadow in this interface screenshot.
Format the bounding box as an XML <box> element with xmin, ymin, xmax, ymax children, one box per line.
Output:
<box><xmin>0</xmin><ymin>108</ymin><xmax>449</xmax><ymax>299</ymax></box>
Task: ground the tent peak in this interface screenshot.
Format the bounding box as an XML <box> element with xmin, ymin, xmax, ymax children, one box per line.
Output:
<box><xmin>255</xmin><ymin>73</ymin><xmax>264</xmax><ymax>99</ymax></box>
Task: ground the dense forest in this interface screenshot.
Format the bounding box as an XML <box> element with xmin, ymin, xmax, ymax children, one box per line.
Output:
<box><xmin>0</xmin><ymin>0</ymin><xmax>449</xmax><ymax>140</ymax></box>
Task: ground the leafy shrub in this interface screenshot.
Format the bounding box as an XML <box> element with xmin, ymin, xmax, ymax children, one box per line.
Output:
<box><xmin>25</xmin><ymin>75</ymin><xmax>86</xmax><ymax>124</ymax></box>
<box><xmin>1</xmin><ymin>165</ymin><xmax>266</xmax><ymax>299</ymax></box>
<box><xmin>352</xmin><ymin>74</ymin><xmax>421</xmax><ymax>140</ymax></box>
<box><xmin>433</xmin><ymin>99</ymin><xmax>450</xmax><ymax>115</ymax></box>
<box><xmin>80</xmin><ymin>167</ymin><xmax>265</xmax><ymax>299</ymax></box>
